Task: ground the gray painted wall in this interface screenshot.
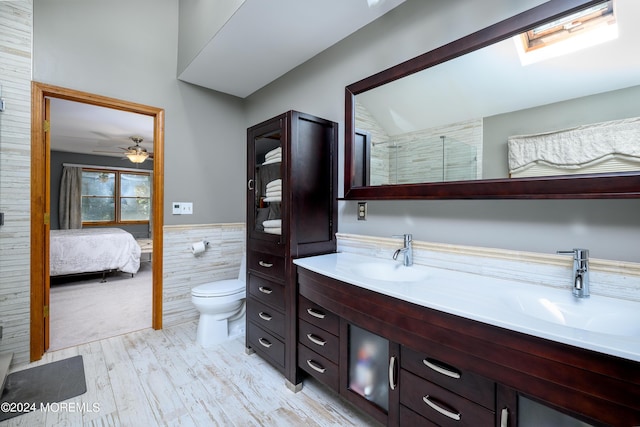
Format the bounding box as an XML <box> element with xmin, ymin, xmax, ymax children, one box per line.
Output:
<box><xmin>34</xmin><ymin>0</ymin><xmax>246</xmax><ymax>226</ymax></box>
<box><xmin>244</xmin><ymin>0</ymin><xmax>640</xmax><ymax>263</ymax></box>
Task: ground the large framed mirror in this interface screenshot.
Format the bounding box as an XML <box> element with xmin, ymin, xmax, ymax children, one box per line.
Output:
<box><xmin>344</xmin><ymin>0</ymin><xmax>640</xmax><ymax>199</ymax></box>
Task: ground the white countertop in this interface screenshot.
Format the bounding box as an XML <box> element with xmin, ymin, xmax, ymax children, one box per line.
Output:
<box><xmin>294</xmin><ymin>252</ymin><xmax>640</xmax><ymax>362</ymax></box>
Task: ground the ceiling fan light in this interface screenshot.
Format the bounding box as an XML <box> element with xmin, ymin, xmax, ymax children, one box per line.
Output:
<box><xmin>126</xmin><ymin>151</ymin><xmax>149</xmax><ymax>163</ymax></box>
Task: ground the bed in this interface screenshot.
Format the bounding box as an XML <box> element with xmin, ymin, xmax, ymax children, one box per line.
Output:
<box><xmin>50</xmin><ymin>228</ymin><xmax>141</xmax><ymax>278</ymax></box>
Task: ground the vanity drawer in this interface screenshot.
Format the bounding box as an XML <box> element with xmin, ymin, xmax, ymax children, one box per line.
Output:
<box><xmin>401</xmin><ymin>345</ymin><xmax>494</xmax><ymax>409</ymax></box>
<box><xmin>247</xmin><ymin>298</ymin><xmax>285</xmax><ymax>338</ymax></box>
<box><xmin>247</xmin><ymin>250</ymin><xmax>284</xmax><ymax>281</ymax></box>
<box><xmin>247</xmin><ymin>322</ymin><xmax>285</xmax><ymax>370</ymax></box>
<box><xmin>298</xmin><ymin>296</ymin><xmax>340</xmax><ymax>335</ymax></box>
<box><xmin>400</xmin><ymin>370</ymin><xmax>494</xmax><ymax>427</ymax></box>
<box><xmin>298</xmin><ymin>342</ymin><xmax>339</xmax><ymax>391</ymax></box>
<box><xmin>248</xmin><ymin>274</ymin><xmax>285</xmax><ymax>310</ymax></box>
<box><xmin>298</xmin><ymin>319</ymin><xmax>339</xmax><ymax>364</ymax></box>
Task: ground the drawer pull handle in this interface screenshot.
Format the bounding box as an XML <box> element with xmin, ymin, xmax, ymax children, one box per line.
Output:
<box><xmin>306</xmin><ymin>359</ymin><xmax>326</xmax><ymax>374</ymax></box>
<box><xmin>306</xmin><ymin>333</ymin><xmax>326</xmax><ymax>346</ymax></box>
<box><xmin>424</xmin><ymin>358</ymin><xmax>461</xmax><ymax>379</ymax></box>
<box><xmin>389</xmin><ymin>356</ymin><xmax>397</xmax><ymax>390</ymax></box>
<box><xmin>423</xmin><ymin>395</ymin><xmax>461</xmax><ymax>421</ymax></box>
<box><xmin>500</xmin><ymin>408</ymin><xmax>509</xmax><ymax>427</ymax></box>
<box><xmin>258</xmin><ymin>338</ymin><xmax>272</xmax><ymax>348</ymax></box>
<box><xmin>306</xmin><ymin>308</ymin><xmax>326</xmax><ymax>319</ymax></box>
<box><xmin>258</xmin><ymin>312</ymin><xmax>272</xmax><ymax>321</ymax></box>
<box><xmin>258</xmin><ymin>261</ymin><xmax>273</xmax><ymax>268</ymax></box>
<box><xmin>258</xmin><ymin>286</ymin><xmax>273</xmax><ymax>294</ymax></box>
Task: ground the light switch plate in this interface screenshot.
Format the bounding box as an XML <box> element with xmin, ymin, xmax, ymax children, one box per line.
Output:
<box><xmin>172</xmin><ymin>203</ymin><xmax>182</xmax><ymax>214</ymax></box>
<box><xmin>181</xmin><ymin>202</ymin><xmax>193</xmax><ymax>215</ymax></box>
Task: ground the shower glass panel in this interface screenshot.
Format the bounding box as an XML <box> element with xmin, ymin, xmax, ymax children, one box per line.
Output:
<box><xmin>370</xmin><ymin>136</ymin><xmax>478</xmax><ymax>185</ymax></box>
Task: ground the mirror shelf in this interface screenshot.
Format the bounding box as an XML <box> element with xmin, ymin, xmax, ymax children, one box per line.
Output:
<box><xmin>344</xmin><ymin>0</ymin><xmax>640</xmax><ymax>200</ymax></box>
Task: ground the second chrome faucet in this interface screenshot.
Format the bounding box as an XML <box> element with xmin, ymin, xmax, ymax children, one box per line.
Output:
<box><xmin>393</xmin><ymin>234</ymin><xmax>413</xmax><ymax>266</ymax></box>
<box><xmin>557</xmin><ymin>248</ymin><xmax>590</xmax><ymax>298</ymax></box>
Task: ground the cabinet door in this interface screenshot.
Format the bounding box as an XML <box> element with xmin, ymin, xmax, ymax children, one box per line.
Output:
<box><xmin>340</xmin><ymin>321</ymin><xmax>400</xmax><ymax>426</ymax></box>
<box><xmin>247</xmin><ymin>116</ymin><xmax>285</xmax><ymax>244</ymax></box>
<box><xmin>496</xmin><ymin>385</ymin><xmax>599</xmax><ymax>427</ymax></box>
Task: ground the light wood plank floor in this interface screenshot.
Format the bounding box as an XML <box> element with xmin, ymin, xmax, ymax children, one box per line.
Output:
<box><xmin>3</xmin><ymin>321</ymin><xmax>380</xmax><ymax>427</ymax></box>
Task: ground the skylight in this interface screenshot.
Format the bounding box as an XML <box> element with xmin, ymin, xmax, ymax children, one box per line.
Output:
<box><xmin>514</xmin><ymin>1</ymin><xmax>617</xmax><ymax>65</ymax></box>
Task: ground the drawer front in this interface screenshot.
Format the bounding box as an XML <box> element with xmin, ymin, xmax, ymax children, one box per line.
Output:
<box><xmin>248</xmin><ymin>274</ymin><xmax>285</xmax><ymax>310</ymax></box>
<box><xmin>298</xmin><ymin>296</ymin><xmax>340</xmax><ymax>335</ymax></box>
<box><xmin>247</xmin><ymin>322</ymin><xmax>285</xmax><ymax>369</ymax></box>
<box><xmin>298</xmin><ymin>319</ymin><xmax>339</xmax><ymax>364</ymax></box>
<box><xmin>400</xmin><ymin>370</ymin><xmax>494</xmax><ymax>427</ymax></box>
<box><xmin>247</xmin><ymin>298</ymin><xmax>285</xmax><ymax>338</ymax></box>
<box><xmin>298</xmin><ymin>343</ymin><xmax>339</xmax><ymax>391</ymax></box>
<box><xmin>399</xmin><ymin>405</ymin><xmax>439</xmax><ymax>427</ymax></box>
<box><xmin>401</xmin><ymin>345</ymin><xmax>495</xmax><ymax>409</ymax></box>
<box><xmin>247</xmin><ymin>250</ymin><xmax>285</xmax><ymax>281</ymax></box>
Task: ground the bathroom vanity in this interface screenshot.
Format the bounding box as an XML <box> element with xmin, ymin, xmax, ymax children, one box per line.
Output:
<box><xmin>245</xmin><ymin>111</ymin><xmax>338</xmax><ymax>389</ymax></box>
<box><xmin>294</xmin><ymin>253</ymin><xmax>640</xmax><ymax>426</ymax></box>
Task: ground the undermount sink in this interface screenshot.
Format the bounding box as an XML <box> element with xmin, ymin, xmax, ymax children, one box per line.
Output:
<box><xmin>503</xmin><ymin>287</ymin><xmax>640</xmax><ymax>338</ymax></box>
<box><xmin>350</xmin><ymin>262</ymin><xmax>429</xmax><ymax>282</ymax></box>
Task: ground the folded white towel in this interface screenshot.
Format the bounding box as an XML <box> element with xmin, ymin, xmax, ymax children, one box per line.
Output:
<box><xmin>262</xmin><ymin>157</ymin><xmax>281</xmax><ymax>166</ymax></box>
<box><xmin>262</xmin><ymin>219</ymin><xmax>281</xmax><ymax>228</ymax></box>
<box><xmin>265</xmin><ymin>190</ymin><xmax>282</xmax><ymax>198</ymax></box>
<box><xmin>263</xmin><ymin>196</ymin><xmax>281</xmax><ymax>202</ymax></box>
<box><xmin>265</xmin><ymin>147</ymin><xmax>281</xmax><ymax>158</ymax></box>
<box><xmin>265</xmin><ymin>151</ymin><xmax>281</xmax><ymax>161</ymax></box>
<box><xmin>266</xmin><ymin>179</ymin><xmax>282</xmax><ymax>189</ymax></box>
<box><xmin>263</xmin><ymin>227</ymin><xmax>281</xmax><ymax>235</ymax></box>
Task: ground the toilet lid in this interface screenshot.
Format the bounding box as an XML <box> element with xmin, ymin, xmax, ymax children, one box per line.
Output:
<box><xmin>192</xmin><ymin>279</ymin><xmax>244</xmax><ymax>297</ymax></box>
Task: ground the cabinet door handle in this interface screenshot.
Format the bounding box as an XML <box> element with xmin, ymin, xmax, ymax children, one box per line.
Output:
<box><xmin>258</xmin><ymin>312</ymin><xmax>272</xmax><ymax>321</ymax></box>
<box><xmin>422</xmin><ymin>395</ymin><xmax>461</xmax><ymax>421</ymax></box>
<box><xmin>389</xmin><ymin>355</ymin><xmax>397</xmax><ymax>390</ymax></box>
<box><xmin>247</xmin><ymin>179</ymin><xmax>254</xmax><ymax>190</ymax></box>
<box><xmin>258</xmin><ymin>338</ymin><xmax>272</xmax><ymax>348</ymax></box>
<box><xmin>500</xmin><ymin>408</ymin><xmax>509</xmax><ymax>427</ymax></box>
<box><xmin>424</xmin><ymin>358</ymin><xmax>461</xmax><ymax>379</ymax></box>
<box><xmin>258</xmin><ymin>286</ymin><xmax>273</xmax><ymax>294</ymax></box>
<box><xmin>258</xmin><ymin>261</ymin><xmax>273</xmax><ymax>268</ymax></box>
<box><xmin>306</xmin><ymin>359</ymin><xmax>326</xmax><ymax>374</ymax></box>
<box><xmin>306</xmin><ymin>308</ymin><xmax>326</xmax><ymax>319</ymax></box>
<box><xmin>306</xmin><ymin>333</ymin><xmax>326</xmax><ymax>346</ymax></box>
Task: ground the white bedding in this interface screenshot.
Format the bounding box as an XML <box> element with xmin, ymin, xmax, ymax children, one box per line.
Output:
<box><xmin>50</xmin><ymin>228</ymin><xmax>141</xmax><ymax>276</ymax></box>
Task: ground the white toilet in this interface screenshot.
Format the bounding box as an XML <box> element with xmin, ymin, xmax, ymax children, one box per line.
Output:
<box><xmin>191</xmin><ymin>255</ymin><xmax>246</xmax><ymax>347</ymax></box>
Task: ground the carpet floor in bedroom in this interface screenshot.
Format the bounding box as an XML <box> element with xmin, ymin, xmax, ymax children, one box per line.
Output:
<box><xmin>49</xmin><ymin>262</ymin><xmax>152</xmax><ymax>351</ymax></box>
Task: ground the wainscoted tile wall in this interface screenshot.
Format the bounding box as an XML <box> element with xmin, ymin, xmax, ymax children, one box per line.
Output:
<box><xmin>162</xmin><ymin>223</ymin><xmax>245</xmax><ymax>327</ymax></box>
<box><xmin>336</xmin><ymin>233</ymin><xmax>640</xmax><ymax>302</ymax></box>
<box><xmin>0</xmin><ymin>1</ymin><xmax>33</xmax><ymax>366</ymax></box>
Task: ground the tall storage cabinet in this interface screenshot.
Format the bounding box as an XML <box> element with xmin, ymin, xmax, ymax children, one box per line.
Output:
<box><xmin>246</xmin><ymin>111</ymin><xmax>338</xmax><ymax>389</ymax></box>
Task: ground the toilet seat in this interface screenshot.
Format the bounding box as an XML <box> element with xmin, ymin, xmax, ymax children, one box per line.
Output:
<box><xmin>192</xmin><ymin>279</ymin><xmax>244</xmax><ymax>297</ymax></box>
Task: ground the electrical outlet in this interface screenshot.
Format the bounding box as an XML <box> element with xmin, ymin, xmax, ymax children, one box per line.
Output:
<box><xmin>357</xmin><ymin>202</ymin><xmax>367</xmax><ymax>220</ymax></box>
<box><xmin>181</xmin><ymin>202</ymin><xmax>193</xmax><ymax>215</ymax></box>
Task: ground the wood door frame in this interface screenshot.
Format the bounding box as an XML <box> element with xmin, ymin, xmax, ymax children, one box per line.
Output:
<box><xmin>30</xmin><ymin>81</ymin><xmax>164</xmax><ymax>361</ymax></box>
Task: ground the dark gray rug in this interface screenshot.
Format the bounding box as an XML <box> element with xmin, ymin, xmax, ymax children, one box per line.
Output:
<box><xmin>0</xmin><ymin>355</ymin><xmax>86</xmax><ymax>421</ymax></box>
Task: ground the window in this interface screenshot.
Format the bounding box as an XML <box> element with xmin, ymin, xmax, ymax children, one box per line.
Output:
<box><xmin>81</xmin><ymin>169</ymin><xmax>151</xmax><ymax>225</ymax></box>
<box><xmin>515</xmin><ymin>1</ymin><xmax>617</xmax><ymax>65</ymax></box>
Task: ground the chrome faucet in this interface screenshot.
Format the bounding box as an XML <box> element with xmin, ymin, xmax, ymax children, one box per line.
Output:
<box><xmin>392</xmin><ymin>234</ymin><xmax>413</xmax><ymax>266</ymax></box>
<box><xmin>557</xmin><ymin>248</ymin><xmax>590</xmax><ymax>298</ymax></box>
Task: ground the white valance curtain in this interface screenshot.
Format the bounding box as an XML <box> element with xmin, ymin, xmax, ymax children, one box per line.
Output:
<box><xmin>58</xmin><ymin>166</ymin><xmax>82</xmax><ymax>229</ymax></box>
<box><xmin>508</xmin><ymin>117</ymin><xmax>640</xmax><ymax>176</ymax></box>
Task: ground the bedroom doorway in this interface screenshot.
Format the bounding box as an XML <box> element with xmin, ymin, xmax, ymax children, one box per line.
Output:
<box><xmin>30</xmin><ymin>82</ymin><xmax>165</xmax><ymax>361</ymax></box>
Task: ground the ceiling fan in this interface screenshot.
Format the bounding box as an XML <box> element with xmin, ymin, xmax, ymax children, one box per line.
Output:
<box><xmin>93</xmin><ymin>135</ymin><xmax>153</xmax><ymax>163</ymax></box>
<box><xmin>124</xmin><ymin>136</ymin><xmax>151</xmax><ymax>163</ymax></box>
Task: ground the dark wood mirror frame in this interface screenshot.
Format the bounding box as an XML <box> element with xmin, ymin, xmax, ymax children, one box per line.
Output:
<box><xmin>344</xmin><ymin>0</ymin><xmax>640</xmax><ymax>200</ymax></box>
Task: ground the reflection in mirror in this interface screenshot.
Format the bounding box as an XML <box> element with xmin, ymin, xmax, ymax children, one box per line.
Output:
<box><xmin>348</xmin><ymin>0</ymin><xmax>640</xmax><ymax>195</ymax></box>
